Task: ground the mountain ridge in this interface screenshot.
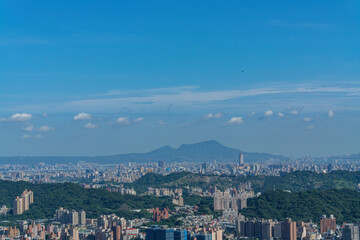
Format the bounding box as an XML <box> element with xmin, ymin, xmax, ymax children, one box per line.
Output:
<box><xmin>0</xmin><ymin>140</ymin><xmax>287</xmax><ymax>164</ymax></box>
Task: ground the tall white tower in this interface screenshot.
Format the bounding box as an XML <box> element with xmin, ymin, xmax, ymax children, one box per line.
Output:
<box><xmin>239</xmin><ymin>152</ymin><xmax>244</xmax><ymax>165</ymax></box>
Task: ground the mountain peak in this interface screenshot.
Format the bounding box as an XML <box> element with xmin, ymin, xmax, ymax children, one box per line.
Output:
<box><xmin>177</xmin><ymin>139</ymin><xmax>223</xmax><ymax>149</ymax></box>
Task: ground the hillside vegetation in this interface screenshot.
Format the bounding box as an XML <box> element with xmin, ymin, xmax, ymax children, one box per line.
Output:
<box><xmin>241</xmin><ymin>189</ymin><xmax>360</xmax><ymax>223</ymax></box>
<box><xmin>128</xmin><ymin>170</ymin><xmax>360</xmax><ymax>193</ymax></box>
<box><xmin>0</xmin><ymin>180</ymin><xmax>173</xmax><ymax>220</ymax></box>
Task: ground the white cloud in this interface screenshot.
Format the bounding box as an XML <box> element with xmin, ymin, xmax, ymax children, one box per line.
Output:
<box><xmin>328</xmin><ymin>110</ymin><xmax>335</xmax><ymax>118</ymax></box>
<box><xmin>290</xmin><ymin>110</ymin><xmax>299</xmax><ymax>115</ymax></box>
<box><xmin>74</xmin><ymin>112</ymin><xmax>92</xmax><ymax>120</ymax></box>
<box><xmin>277</xmin><ymin>112</ymin><xmax>284</xmax><ymax>117</ymax></box>
<box><xmin>117</xmin><ymin>117</ymin><xmax>130</xmax><ymax>125</ymax></box>
<box><xmin>226</xmin><ymin>117</ymin><xmax>243</xmax><ymax>125</ymax></box>
<box><xmin>134</xmin><ymin>117</ymin><xmax>144</xmax><ymax>122</ymax></box>
<box><xmin>23</xmin><ymin>125</ymin><xmax>34</xmax><ymax>132</ymax></box>
<box><xmin>35</xmin><ymin>134</ymin><xmax>43</xmax><ymax>139</ymax></box>
<box><xmin>204</xmin><ymin>113</ymin><xmax>223</xmax><ymax>120</ymax></box>
<box><xmin>158</xmin><ymin>120</ymin><xmax>166</xmax><ymax>125</ymax></box>
<box><xmin>38</xmin><ymin>125</ymin><xmax>54</xmax><ymax>132</ymax></box>
<box><xmin>22</xmin><ymin>135</ymin><xmax>31</xmax><ymax>139</ymax></box>
<box><xmin>264</xmin><ymin>110</ymin><xmax>273</xmax><ymax>117</ymax></box>
<box><xmin>84</xmin><ymin>123</ymin><xmax>97</xmax><ymax>129</ymax></box>
<box><xmin>42</xmin><ymin>113</ymin><xmax>48</xmax><ymax>117</ymax></box>
<box><xmin>1</xmin><ymin>113</ymin><xmax>33</xmax><ymax>122</ymax></box>
<box><xmin>304</xmin><ymin>117</ymin><xmax>311</xmax><ymax>122</ymax></box>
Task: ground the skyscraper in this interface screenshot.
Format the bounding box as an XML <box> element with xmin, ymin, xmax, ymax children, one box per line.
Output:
<box><xmin>13</xmin><ymin>197</ymin><xmax>23</xmax><ymax>215</ymax></box>
<box><xmin>158</xmin><ymin>161</ymin><xmax>165</xmax><ymax>168</ymax></box>
<box><xmin>80</xmin><ymin>210</ymin><xmax>86</xmax><ymax>226</ymax></box>
<box><xmin>239</xmin><ymin>152</ymin><xmax>244</xmax><ymax>165</ymax></box>
<box><xmin>281</xmin><ymin>218</ymin><xmax>297</xmax><ymax>240</ymax></box>
<box><xmin>13</xmin><ymin>190</ymin><xmax>33</xmax><ymax>215</ymax></box>
<box><xmin>343</xmin><ymin>224</ymin><xmax>359</xmax><ymax>240</ymax></box>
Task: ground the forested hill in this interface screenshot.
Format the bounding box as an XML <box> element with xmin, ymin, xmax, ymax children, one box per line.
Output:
<box><xmin>241</xmin><ymin>189</ymin><xmax>360</xmax><ymax>223</ymax></box>
<box><xmin>127</xmin><ymin>170</ymin><xmax>360</xmax><ymax>193</ymax></box>
<box><xmin>0</xmin><ymin>180</ymin><xmax>173</xmax><ymax>220</ymax></box>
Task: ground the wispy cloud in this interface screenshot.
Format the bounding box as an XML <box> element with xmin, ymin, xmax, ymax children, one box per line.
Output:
<box><xmin>4</xmin><ymin>83</ymin><xmax>360</xmax><ymax>114</ymax></box>
<box><xmin>38</xmin><ymin>125</ymin><xmax>54</xmax><ymax>132</ymax></box>
<box><xmin>117</xmin><ymin>117</ymin><xmax>130</xmax><ymax>125</ymax></box>
<box><xmin>23</xmin><ymin>125</ymin><xmax>35</xmax><ymax>132</ymax></box>
<box><xmin>304</xmin><ymin>117</ymin><xmax>312</xmax><ymax>122</ymax></box>
<box><xmin>204</xmin><ymin>113</ymin><xmax>223</xmax><ymax>120</ymax></box>
<box><xmin>22</xmin><ymin>134</ymin><xmax>31</xmax><ymax>139</ymax></box>
<box><xmin>67</xmin><ymin>85</ymin><xmax>360</xmax><ymax>112</ymax></box>
<box><xmin>277</xmin><ymin>112</ymin><xmax>285</xmax><ymax>117</ymax></box>
<box><xmin>264</xmin><ymin>110</ymin><xmax>273</xmax><ymax>117</ymax></box>
<box><xmin>328</xmin><ymin>110</ymin><xmax>335</xmax><ymax>118</ymax></box>
<box><xmin>134</xmin><ymin>117</ymin><xmax>144</xmax><ymax>122</ymax></box>
<box><xmin>74</xmin><ymin>112</ymin><xmax>92</xmax><ymax>120</ymax></box>
<box><xmin>84</xmin><ymin>123</ymin><xmax>97</xmax><ymax>129</ymax></box>
<box><xmin>158</xmin><ymin>120</ymin><xmax>166</xmax><ymax>125</ymax></box>
<box><xmin>226</xmin><ymin>117</ymin><xmax>243</xmax><ymax>125</ymax></box>
<box><xmin>248</xmin><ymin>112</ymin><xmax>256</xmax><ymax>117</ymax></box>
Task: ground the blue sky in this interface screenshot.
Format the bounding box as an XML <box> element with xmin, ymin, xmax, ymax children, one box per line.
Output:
<box><xmin>0</xmin><ymin>0</ymin><xmax>359</xmax><ymax>157</ymax></box>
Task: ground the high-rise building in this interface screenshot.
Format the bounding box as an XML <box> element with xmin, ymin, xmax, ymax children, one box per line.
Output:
<box><xmin>214</xmin><ymin>188</ymin><xmax>254</xmax><ymax>211</ymax></box>
<box><xmin>70</xmin><ymin>210</ymin><xmax>79</xmax><ymax>225</ymax></box>
<box><xmin>235</xmin><ymin>219</ymin><xmax>246</xmax><ymax>237</ymax></box>
<box><xmin>153</xmin><ymin>208</ymin><xmax>169</xmax><ymax>222</ymax></box>
<box><xmin>80</xmin><ymin>210</ymin><xmax>86</xmax><ymax>226</ymax></box>
<box><xmin>281</xmin><ymin>218</ymin><xmax>297</xmax><ymax>240</ymax></box>
<box><xmin>13</xmin><ymin>190</ymin><xmax>33</xmax><ymax>215</ymax></box>
<box><xmin>146</xmin><ymin>226</ymin><xmax>187</xmax><ymax>240</ymax></box>
<box><xmin>343</xmin><ymin>224</ymin><xmax>359</xmax><ymax>240</ymax></box>
<box><xmin>261</xmin><ymin>220</ymin><xmax>275</xmax><ymax>240</ymax></box>
<box><xmin>158</xmin><ymin>161</ymin><xmax>165</xmax><ymax>168</ymax></box>
<box><xmin>201</xmin><ymin>163</ymin><xmax>207</xmax><ymax>173</ymax></box>
<box><xmin>13</xmin><ymin>197</ymin><xmax>23</xmax><ymax>215</ymax></box>
<box><xmin>239</xmin><ymin>152</ymin><xmax>244</xmax><ymax>165</ymax></box>
<box><xmin>174</xmin><ymin>229</ymin><xmax>187</xmax><ymax>240</ymax></box>
<box><xmin>320</xmin><ymin>215</ymin><xmax>336</xmax><ymax>233</ymax></box>
<box><xmin>21</xmin><ymin>191</ymin><xmax>29</xmax><ymax>211</ymax></box>
<box><xmin>55</xmin><ymin>208</ymin><xmax>86</xmax><ymax>226</ymax></box>
<box><xmin>112</xmin><ymin>225</ymin><xmax>121</xmax><ymax>240</ymax></box>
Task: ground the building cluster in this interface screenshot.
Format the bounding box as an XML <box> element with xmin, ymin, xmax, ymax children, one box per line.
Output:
<box><xmin>106</xmin><ymin>186</ymin><xmax>136</xmax><ymax>195</ymax></box>
<box><xmin>144</xmin><ymin>188</ymin><xmax>183</xmax><ymax>197</ymax></box>
<box><xmin>146</xmin><ymin>225</ymin><xmax>223</xmax><ymax>240</ymax></box>
<box><xmin>235</xmin><ymin>215</ymin><xmax>340</xmax><ymax>240</ymax></box>
<box><xmin>94</xmin><ymin>214</ymin><xmax>144</xmax><ymax>240</ymax></box>
<box><xmin>213</xmin><ymin>182</ymin><xmax>254</xmax><ymax>211</ymax></box>
<box><xmin>235</xmin><ymin>217</ymin><xmax>298</xmax><ymax>240</ymax></box>
<box><xmin>55</xmin><ymin>207</ymin><xmax>86</xmax><ymax>225</ymax></box>
<box><xmin>13</xmin><ymin>189</ymin><xmax>34</xmax><ymax>215</ymax></box>
<box><xmin>3</xmin><ymin>154</ymin><xmax>360</xmax><ymax>185</ymax></box>
<box><xmin>152</xmin><ymin>208</ymin><xmax>169</xmax><ymax>222</ymax></box>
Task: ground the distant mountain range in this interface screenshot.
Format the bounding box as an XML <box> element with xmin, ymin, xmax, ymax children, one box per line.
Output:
<box><xmin>0</xmin><ymin>140</ymin><xmax>289</xmax><ymax>165</ymax></box>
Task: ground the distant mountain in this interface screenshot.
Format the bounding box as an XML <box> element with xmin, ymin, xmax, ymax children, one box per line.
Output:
<box><xmin>0</xmin><ymin>140</ymin><xmax>288</xmax><ymax>164</ymax></box>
